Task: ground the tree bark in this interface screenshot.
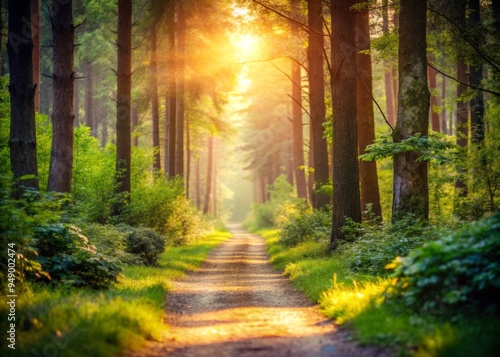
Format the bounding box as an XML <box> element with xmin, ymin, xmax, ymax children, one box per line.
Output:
<box><xmin>163</xmin><ymin>96</ymin><xmax>169</xmax><ymax>171</ymax></box>
<box><xmin>150</xmin><ymin>23</ymin><xmax>161</xmax><ymax>171</ymax></box>
<box><xmin>196</xmin><ymin>156</ymin><xmax>201</xmax><ymax>209</ymax></box>
<box><xmin>48</xmin><ymin>0</ymin><xmax>74</xmax><ymax>193</ymax></box>
<box><xmin>84</xmin><ymin>60</ymin><xmax>94</xmax><ymax>136</ymax></box>
<box><xmin>307</xmin><ymin>0</ymin><xmax>330</xmax><ymax>208</ymax></box>
<box><xmin>382</xmin><ymin>0</ymin><xmax>396</xmax><ymax>128</ymax></box>
<box><xmin>290</xmin><ymin>0</ymin><xmax>307</xmax><ymax>200</ymax></box>
<box><xmin>131</xmin><ymin>106</ymin><xmax>138</xmax><ymax>146</ymax></box>
<box><xmin>203</xmin><ymin>137</ymin><xmax>213</xmax><ymax>215</ymax></box>
<box><xmin>167</xmin><ymin>4</ymin><xmax>177</xmax><ymax>178</ymax></box>
<box><xmin>7</xmin><ymin>0</ymin><xmax>39</xmax><ymax>192</ymax></box>
<box><xmin>468</xmin><ymin>0</ymin><xmax>484</xmax><ymax>144</ymax></box>
<box><xmin>116</xmin><ymin>0</ymin><xmax>132</xmax><ymax>196</ymax></box>
<box><xmin>355</xmin><ymin>6</ymin><xmax>382</xmax><ymax>218</ymax></box>
<box><xmin>30</xmin><ymin>0</ymin><xmax>40</xmax><ymax>113</ymax></box>
<box><xmin>74</xmin><ymin>74</ymin><xmax>79</xmax><ymax>127</ymax></box>
<box><xmin>175</xmin><ymin>2</ymin><xmax>185</xmax><ymax>178</ymax></box>
<box><xmin>392</xmin><ymin>0</ymin><xmax>429</xmax><ymax>221</ymax></box>
<box><xmin>440</xmin><ymin>74</ymin><xmax>448</xmax><ymax>134</ymax></box>
<box><xmin>428</xmin><ymin>63</ymin><xmax>440</xmax><ymax>132</ymax></box>
<box><xmin>186</xmin><ymin>115</ymin><xmax>191</xmax><ymax>197</ymax></box>
<box><xmin>330</xmin><ymin>0</ymin><xmax>361</xmax><ymax>249</ymax></box>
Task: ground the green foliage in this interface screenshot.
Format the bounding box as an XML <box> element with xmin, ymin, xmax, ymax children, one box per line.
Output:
<box><xmin>72</xmin><ymin>127</ymin><xmax>118</xmax><ymax>223</ymax></box>
<box><xmin>125</xmin><ymin>175</ymin><xmax>209</xmax><ymax>245</ymax></box>
<box><xmin>340</xmin><ymin>216</ymin><xmax>448</xmax><ymax>276</ymax></box>
<box><xmin>278</xmin><ymin>203</ymin><xmax>332</xmax><ymax>246</ymax></box>
<box><xmin>117</xmin><ymin>225</ymin><xmax>166</xmax><ymax>266</ymax></box>
<box><xmin>386</xmin><ymin>213</ymin><xmax>500</xmax><ymax>316</ymax></box>
<box><xmin>244</xmin><ymin>175</ymin><xmax>299</xmax><ymax>229</ymax></box>
<box><xmin>0</xmin><ymin>176</ymin><xmax>66</xmax><ymax>292</ymax></box>
<box><xmin>360</xmin><ymin>132</ymin><xmax>458</xmax><ymax>164</ymax></box>
<box><xmin>33</xmin><ymin>223</ymin><xmax>122</xmax><ymax>289</ymax></box>
<box><xmin>0</xmin><ymin>77</ymin><xmax>10</xmax><ymax>174</ymax></box>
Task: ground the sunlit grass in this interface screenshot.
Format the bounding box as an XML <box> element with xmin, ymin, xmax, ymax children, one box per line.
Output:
<box><xmin>0</xmin><ymin>230</ymin><xmax>231</xmax><ymax>357</ymax></box>
<box><xmin>256</xmin><ymin>228</ymin><xmax>500</xmax><ymax>357</ymax></box>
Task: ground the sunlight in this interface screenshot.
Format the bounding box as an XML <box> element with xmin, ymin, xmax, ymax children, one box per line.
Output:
<box><xmin>231</xmin><ymin>33</ymin><xmax>260</xmax><ymax>59</ymax></box>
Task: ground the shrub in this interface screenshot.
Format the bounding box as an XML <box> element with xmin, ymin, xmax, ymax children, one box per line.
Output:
<box><xmin>386</xmin><ymin>213</ymin><xmax>500</xmax><ymax>316</ymax></box>
<box><xmin>34</xmin><ymin>223</ymin><xmax>122</xmax><ymax>289</ymax></box>
<box><xmin>79</xmin><ymin>222</ymin><xmax>139</xmax><ymax>264</ymax></box>
<box><xmin>279</xmin><ymin>204</ymin><xmax>331</xmax><ymax>246</ymax></box>
<box><xmin>118</xmin><ymin>225</ymin><xmax>166</xmax><ymax>266</ymax></box>
<box><xmin>340</xmin><ymin>216</ymin><xmax>446</xmax><ymax>276</ymax></box>
<box><xmin>164</xmin><ymin>196</ymin><xmax>209</xmax><ymax>245</ymax></box>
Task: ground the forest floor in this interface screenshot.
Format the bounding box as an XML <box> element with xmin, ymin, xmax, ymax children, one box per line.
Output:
<box><xmin>125</xmin><ymin>225</ymin><xmax>388</xmax><ymax>357</ymax></box>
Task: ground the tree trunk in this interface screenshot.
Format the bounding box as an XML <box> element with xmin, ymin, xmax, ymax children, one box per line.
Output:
<box><xmin>30</xmin><ymin>0</ymin><xmax>40</xmax><ymax>113</ymax></box>
<box><xmin>131</xmin><ymin>107</ymin><xmax>138</xmax><ymax>146</ymax></box>
<box><xmin>392</xmin><ymin>0</ymin><xmax>429</xmax><ymax>221</ymax></box>
<box><xmin>455</xmin><ymin>1</ymin><xmax>468</xmax><ymax>195</ymax></box>
<box><xmin>163</xmin><ymin>96</ymin><xmax>169</xmax><ymax>172</ymax></box>
<box><xmin>469</xmin><ymin>0</ymin><xmax>484</xmax><ymax>144</ymax></box>
<box><xmin>428</xmin><ymin>62</ymin><xmax>440</xmax><ymax>132</ymax></box>
<box><xmin>290</xmin><ymin>0</ymin><xmax>307</xmax><ymax>200</ymax></box>
<box><xmin>307</xmin><ymin>0</ymin><xmax>329</xmax><ymax>208</ymax></box>
<box><xmin>74</xmin><ymin>74</ymin><xmax>79</xmax><ymax>127</ymax></box>
<box><xmin>203</xmin><ymin>137</ymin><xmax>213</xmax><ymax>215</ymax></box>
<box><xmin>150</xmin><ymin>23</ymin><xmax>161</xmax><ymax>171</ymax></box>
<box><xmin>308</xmin><ymin>130</ymin><xmax>316</xmax><ymax>206</ymax></box>
<box><xmin>355</xmin><ymin>6</ymin><xmax>382</xmax><ymax>219</ymax></box>
<box><xmin>7</xmin><ymin>0</ymin><xmax>39</xmax><ymax>192</ymax></box>
<box><xmin>48</xmin><ymin>0</ymin><xmax>74</xmax><ymax>193</ymax></box>
<box><xmin>440</xmin><ymin>74</ymin><xmax>448</xmax><ymax>134</ymax></box>
<box><xmin>382</xmin><ymin>0</ymin><xmax>396</xmax><ymax>128</ymax></box>
<box><xmin>175</xmin><ymin>2</ymin><xmax>185</xmax><ymax>178</ymax></box>
<box><xmin>186</xmin><ymin>116</ymin><xmax>191</xmax><ymax>197</ymax></box>
<box><xmin>115</xmin><ymin>0</ymin><xmax>132</xmax><ymax>196</ymax></box>
<box><xmin>493</xmin><ymin>0</ymin><xmax>500</xmax><ymax>34</ymax></box>
<box><xmin>167</xmin><ymin>5</ymin><xmax>176</xmax><ymax>178</ymax></box>
<box><xmin>196</xmin><ymin>156</ymin><xmax>201</xmax><ymax>209</ymax></box>
<box><xmin>330</xmin><ymin>0</ymin><xmax>361</xmax><ymax>249</ymax></box>
<box><xmin>84</xmin><ymin>60</ymin><xmax>94</xmax><ymax>136</ymax></box>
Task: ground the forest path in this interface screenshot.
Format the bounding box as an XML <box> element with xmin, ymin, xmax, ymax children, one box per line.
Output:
<box><xmin>126</xmin><ymin>225</ymin><xmax>387</xmax><ymax>357</ymax></box>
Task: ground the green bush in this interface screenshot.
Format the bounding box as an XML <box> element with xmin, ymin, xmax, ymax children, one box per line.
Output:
<box><xmin>79</xmin><ymin>222</ymin><xmax>139</xmax><ymax>264</ymax></box>
<box><xmin>118</xmin><ymin>225</ymin><xmax>166</xmax><ymax>266</ymax></box>
<box><xmin>34</xmin><ymin>224</ymin><xmax>122</xmax><ymax>289</ymax></box>
<box><xmin>278</xmin><ymin>203</ymin><xmax>331</xmax><ymax>246</ymax></box>
<box><xmin>165</xmin><ymin>196</ymin><xmax>209</xmax><ymax>245</ymax></box>
<box><xmin>340</xmin><ymin>216</ymin><xmax>446</xmax><ymax>276</ymax></box>
<box><xmin>386</xmin><ymin>213</ymin><xmax>500</xmax><ymax>315</ymax></box>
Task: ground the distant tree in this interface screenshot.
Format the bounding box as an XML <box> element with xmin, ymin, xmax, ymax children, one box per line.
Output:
<box><xmin>382</xmin><ymin>0</ymin><xmax>396</xmax><ymax>128</ymax></box>
<box><xmin>150</xmin><ymin>21</ymin><xmax>161</xmax><ymax>171</ymax></box>
<box><xmin>330</xmin><ymin>0</ymin><xmax>361</xmax><ymax>249</ymax></box>
<box><xmin>47</xmin><ymin>0</ymin><xmax>75</xmax><ymax>193</ymax></box>
<box><xmin>84</xmin><ymin>60</ymin><xmax>94</xmax><ymax>136</ymax></box>
<box><xmin>115</xmin><ymin>0</ymin><xmax>132</xmax><ymax>197</ymax></box>
<box><xmin>355</xmin><ymin>4</ymin><xmax>382</xmax><ymax>218</ymax></box>
<box><xmin>203</xmin><ymin>136</ymin><xmax>213</xmax><ymax>214</ymax></box>
<box><xmin>7</xmin><ymin>0</ymin><xmax>39</xmax><ymax>192</ymax></box>
<box><xmin>307</xmin><ymin>0</ymin><xmax>329</xmax><ymax>208</ymax></box>
<box><xmin>175</xmin><ymin>1</ymin><xmax>186</xmax><ymax>178</ymax></box>
<box><xmin>392</xmin><ymin>0</ymin><xmax>429</xmax><ymax>221</ymax></box>
<box><xmin>30</xmin><ymin>0</ymin><xmax>40</xmax><ymax>113</ymax></box>
<box><xmin>290</xmin><ymin>0</ymin><xmax>307</xmax><ymax>200</ymax></box>
<box><xmin>167</xmin><ymin>9</ymin><xmax>177</xmax><ymax>178</ymax></box>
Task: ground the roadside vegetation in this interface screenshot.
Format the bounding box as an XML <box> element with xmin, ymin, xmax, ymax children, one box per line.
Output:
<box><xmin>245</xmin><ymin>177</ymin><xmax>500</xmax><ymax>357</ymax></box>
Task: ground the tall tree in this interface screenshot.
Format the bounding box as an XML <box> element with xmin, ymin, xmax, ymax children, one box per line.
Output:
<box><xmin>30</xmin><ymin>0</ymin><xmax>40</xmax><ymax>113</ymax></box>
<box><xmin>392</xmin><ymin>0</ymin><xmax>430</xmax><ymax>221</ymax></box>
<box><xmin>150</xmin><ymin>22</ymin><xmax>161</xmax><ymax>171</ymax></box>
<box><xmin>290</xmin><ymin>0</ymin><xmax>308</xmax><ymax>200</ymax></box>
<box><xmin>167</xmin><ymin>10</ymin><xmax>177</xmax><ymax>178</ymax></box>
<box><xmin>355</xmin><ymin>4</ymin><xmax>382</xmax><ymax>218</ymax></box>
<box><xmin>428</xmin><ymin>63</ymin><xmax>440</xmax><ymax>132</ymax></box>
<box><xmin>330</xmin><ymin>0</ymin><xmax>361</xmax><ymax>249</ymax></box>
<box><xmin>7</xmin><ymin>0</ymin><xmax>38</xmax><ymax>192</ymax></box>
<box><xmin>47</xmin><ymin>0</ymin><xmax>75</xmax><ymax>193</ymax></box>
<box><xmin>382</xmin><ymin>0</ymin><xmax>396</xmax><ymax>128</ymax></box>
<box><xmin>115</xmin><ymin>0</ymin><xmax>132</xmax><ymax>196</ymax></box>
<box><xmin>307</xmin><ymin>0</ymin><xmax>329</xmax><ymax>208</ymax></box>
<box><xmin>84</xmin><ymin>60</ymin><xmax>94</xmax><ymax>136</ymax></box>
<box><xmin>468</xmin><ymin>0</ymin><xmax>484</xmax><ymax>144</ymax></box>
<box><xmin>175</xmin><ymin>1</ymin><xmax>186</xmax><ymax>177</ymax></box>
<box><xmin>203</xmin><ymin>136</ymin><xmax>213</xmax><ymax>215</ymax></box>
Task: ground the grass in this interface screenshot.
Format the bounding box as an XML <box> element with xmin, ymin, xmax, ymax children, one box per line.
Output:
<box><xmin>0</xmin><ymin>230</ymin><xmax>231</xmax><ymax>357</ymax></box>
<box><xmin>256</xmin><ymin>228</ymin><xmax>500</xmax><ymax>357</ymax></box>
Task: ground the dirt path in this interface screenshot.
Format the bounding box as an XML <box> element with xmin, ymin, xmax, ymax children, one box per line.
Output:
<box><xmin>127</xmin><ymin>225</ymin><xmax>388</xmax><ymax>357</ymax></box>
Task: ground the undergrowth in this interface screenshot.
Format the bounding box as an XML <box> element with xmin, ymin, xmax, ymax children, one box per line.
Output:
<box><xmin>0</xmin><ymin>231</ymin><xmax>231</xmax><ymax>357</ymax></box>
